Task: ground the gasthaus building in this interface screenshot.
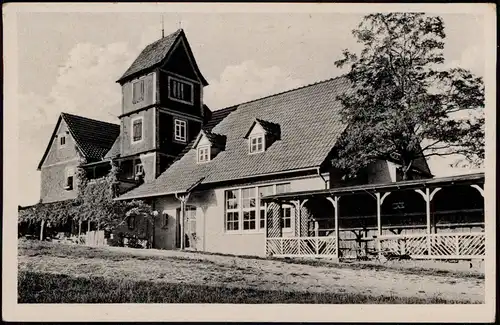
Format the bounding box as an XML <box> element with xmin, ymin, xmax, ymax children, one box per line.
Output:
<box><xmin>115</xmin><ymin>29</ymin><xmax>485</xmax><ymax>260</ymax></box>
<box><xmin>34</xmin><ymin>28</ymin><xmax>485</xmax><ymax>259</ymax></box>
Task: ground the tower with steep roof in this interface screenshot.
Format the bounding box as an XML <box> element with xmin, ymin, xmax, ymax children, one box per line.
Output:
<box><xmin>113</xmin><ymin>29</ymin><xmax>210</xmax><ymax>183</ymax></box>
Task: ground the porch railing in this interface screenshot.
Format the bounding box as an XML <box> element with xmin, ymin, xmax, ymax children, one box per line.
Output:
<box><xmin>266</xmin><ymin>236</ymin><xmax>337</xmax><ymax>257</ymax></box>
<box><xmin>377</xmin><ymin>232</ymin><xmax>485</xmax><ymax>259</ymax></box>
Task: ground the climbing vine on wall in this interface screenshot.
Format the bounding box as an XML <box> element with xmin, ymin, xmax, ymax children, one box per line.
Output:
<box><xmin>18</xmin><ymin>158</ymin><xmax>154</xmax><ymax>239</ymax></box>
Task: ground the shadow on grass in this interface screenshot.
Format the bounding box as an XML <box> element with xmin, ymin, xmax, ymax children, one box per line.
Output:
<box><xmin>18</xmin><ymin>271</ymin><xmax>476</xmax><ymax>304</ymax></box>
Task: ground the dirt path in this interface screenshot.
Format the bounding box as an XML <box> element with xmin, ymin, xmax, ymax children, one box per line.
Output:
<box><xmin>18</xmin><ymin>245</ymin><xmax>484</xmax><ymax>303</ymax></box>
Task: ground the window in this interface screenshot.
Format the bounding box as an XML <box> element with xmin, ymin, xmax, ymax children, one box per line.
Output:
<box><xmin>59</xmin><ymin>135</ymin><xmax>66</xmax><ymax>147</ymax></box>
<box><xmin>134</xmin><ymin>163</ymin><xmax>144</xmax><ymax>176</ymax></box>
<box><xmin>174</xmin><ymin>119</ymin><xmax>187</xmax><ymax>143</ymax></box>
<box><xmin>282</xmin><ymin>204</ymin><xmax>293</xmax><ymax>229</ymax></box>
<box><xmin>127</xmin><ymin>216</ymin><xmax>136</xmax><ymax>230</ymax></box>
<box><xmin>249</xmin><ymin>135</ymin><xmax>264</xmax><ymax>153</ymax></box>
<box><xmin>162</xmin><ymin>211</ymin><xmax>169</xmax><ymax>229</ymax></box>
<box><xmin>242</xmin><ymin>188</ymin><xmax>257</xmax><ymax>230</ymax></box>
<box><xmin>224</xmin><ymin>182</ymin><xmax>291</xmax><ymax>233</ymax></box>
<box><xmin>276</xmin><ymin>183</ymin><xmax>291</xmax><ymax>194</ymax></box>
<box><xmin>276</xmin><ymin>183</ymin><xmax>293</xmax><ymax>230</ymax></box>
<box><xmin>186</xmin><ymin>206</ymin><xmax>197</xmax><ymax>235</ymax></box>
<box><xmin>168</xmin><ymin>76</ymin><xmax>193</xmax><ymax>104</ymax></box>
<box><xmin>258</xmin><ymin>185</ymin><xmax>274</xmax><ymax>230</ymax></box>
<box><xmin>225</xmin><ymin>190</ymin><xmax>239</xmax><ymax>231</ymax></box>
<box><xmin>132</xmin><ymin>118</ymin><xmax>143</xmax><ymax>143</ymax></box>
<box><xmin>64</xmin><ymin>168</ymin><xmax>74</xmax><ymax>190</ymax></box>
<box><xmin>198</xmin><ymin>145</ymin><xmax>210</xmax><ymax>163</ymax></box>
<box><xmin>132</xmin><ymin>79</ymin><xmax>145</xmax><ymax>104</ymax></box>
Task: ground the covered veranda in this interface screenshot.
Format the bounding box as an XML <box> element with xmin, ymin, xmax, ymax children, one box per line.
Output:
<box><xmin>261</xmin><ymin>173</ymin><xmax>485</xmax><ymax>260</ymax></box>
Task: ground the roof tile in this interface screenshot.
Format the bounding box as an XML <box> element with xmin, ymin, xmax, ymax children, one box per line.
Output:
<box><xmin>118</xmin><ymin>29</ymin><xmax>182</xmax><ymax>83</ymax></box>
<box><xmin>61</xmin><ymin>113</ymin><xmax>120</xmax><ymax>161</ymax></box>
<box><xmin>118</xmin><ymin>76</ymin><xmax>353</xmax><ymax>200</ymax></box>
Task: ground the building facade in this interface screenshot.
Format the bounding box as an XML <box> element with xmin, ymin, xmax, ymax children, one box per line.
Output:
<box><xmin>38</xmin><ymin>28</ymin><xmax>476</xmax><ymax>258</ymax></box>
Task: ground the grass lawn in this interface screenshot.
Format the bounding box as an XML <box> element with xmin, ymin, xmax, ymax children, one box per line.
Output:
<box><xmin>17</xmin><ymin>240</ymin><xmax>484</xmax><ymax>304</ymax></box>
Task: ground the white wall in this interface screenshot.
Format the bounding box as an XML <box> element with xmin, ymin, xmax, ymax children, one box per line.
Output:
<box><xmin>153</xmin><ymin>174</ymin><xmax>327</xmax><ymax>256</ymax></box>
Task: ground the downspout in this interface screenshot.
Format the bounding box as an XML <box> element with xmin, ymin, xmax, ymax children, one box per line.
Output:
<box><xmin>174</xmin><ymin>191</ymin><xmax>192</xmax><ymax>250</ymax></box>
<box><xmin>317</xmin><ymin>167</ymin><xmax>328</xmax><ymax>189</ymax></box>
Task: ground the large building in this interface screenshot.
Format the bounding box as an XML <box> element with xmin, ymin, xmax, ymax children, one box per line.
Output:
<box><xmin>35</xmin><ymin>29</ymin><xmax>485</xmax><ymax>259</ymax></box>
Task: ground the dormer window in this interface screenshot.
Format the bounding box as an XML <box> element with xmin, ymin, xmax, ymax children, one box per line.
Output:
<box><xmin>198</xmin><ymin>145</ymin><xmax>210</xmax><ymax>163</ymax></box>
<box><xmin>249</xmin><ymin>135</ymin><xmax>264</xmax><ymax>154</ymax></box>
<box><xmin>168</xmin><ymin>76</ymin><xmax>193</xmax><ymax>105</ymax></box>
<box><xmin>244</xmin><ymin>119</ymin><xmax>280</xmax><ymax>154</ymax></box>
<box><xmin>193</xmin><ymin>130</ymin><xmax>226</xmax><ymax>164</ymax></box>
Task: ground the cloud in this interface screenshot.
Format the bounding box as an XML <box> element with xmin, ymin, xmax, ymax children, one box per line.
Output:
<box><xmin>18</xmin><ymin>41</ymin><xmax>140</xmax><ymax>206</ymax></box>
<box><xmin>204</xmin><ymin>60</ymin><xmax>304</xmax><ymax>109</ymax></box>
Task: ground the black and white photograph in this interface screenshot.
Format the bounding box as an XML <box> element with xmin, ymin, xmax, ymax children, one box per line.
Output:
<box><xmin>3</xmin><ymin>2</ymin><xmax>496</xmax><ymax>322</ymax></box>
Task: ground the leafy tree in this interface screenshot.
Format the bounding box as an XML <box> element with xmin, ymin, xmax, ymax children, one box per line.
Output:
<box><xmin>19</xmin><ymin>159</ymin><xmax>156</xmax><ymax>245</ymax></box>
<box><xmin>333</xmin><ymin>13</ymin><xmax>484</xmax><ymax>180</ymax></box>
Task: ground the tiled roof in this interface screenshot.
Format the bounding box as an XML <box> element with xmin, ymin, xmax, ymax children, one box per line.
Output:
<box><xmin>117</xmin><ymin>76</ymin><xmax>352</xmax><ymax>200</ymax></box>
<box><xmin>37</xmin><ymin>113</ymin><xmax>120</xmax><ymax>170</ymax></box>
<box><xmin>61</xmin><ymin>113</ymin><xmax>120</xmax><ymax>161</ymax></box>
<box><xmin>117</xmin><ymin>29</ymin><xmax>208</xmax><ymax>85</ymax></box>
<box><xmin>203</xmin><ymin>105</ymin><xmax>238</xmax><ymax>131</ymax></box>
<box><xmin>118</xmin><ymin>29</ymin><xmax>181</xmax><ymax>83</ymax></box>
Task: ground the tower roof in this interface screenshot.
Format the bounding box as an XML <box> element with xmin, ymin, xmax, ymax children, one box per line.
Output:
<box><xmin>117</xmin><ymin>29</ymin><xmax>208</xmax><ymax>85</ymax></box>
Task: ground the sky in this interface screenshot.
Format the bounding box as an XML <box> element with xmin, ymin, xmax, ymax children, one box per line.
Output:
<box><xmin>14</xmin><ymin>8</ymin><xmax>487</xmax><ymax>206</ymax></box>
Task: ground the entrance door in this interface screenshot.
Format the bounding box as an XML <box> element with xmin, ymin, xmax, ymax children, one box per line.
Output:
<box><xmin>175</xmin><ymin>206</ymin><xmax>197</xmax><ymax>249</ymax></box>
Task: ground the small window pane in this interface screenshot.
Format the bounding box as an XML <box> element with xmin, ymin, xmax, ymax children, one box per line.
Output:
<box><xmin>259</xmin><ymin>209</ymin><xmax>266</xmax><ymax>229</ymax></box>
<box><xmin>242</xmin><ymin>188</ymin><xmax>256</xmax><ymax>208</ymax></box>
<box><xmin>243</xmin><ymin>211</ymin><xmax>256</xmax><ymax>230</ymax></box>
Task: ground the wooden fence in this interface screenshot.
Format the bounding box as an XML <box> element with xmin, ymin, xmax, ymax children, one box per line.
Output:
<box><xmin>85</xmin><ymin>230</ymin><xmax>106</xmax><ymax>247</ymax></box>
<box><xmin>377</xmin><ymin>232</ymin><xmax>485</xmax><ymax>259</ymax></box>
<box><xmin>266</xmin><ymin>236</ymin><xmax>337</xmax><ymax>257</ymax></box>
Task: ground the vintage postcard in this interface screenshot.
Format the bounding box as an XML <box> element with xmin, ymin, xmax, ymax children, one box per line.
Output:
<box><xmin>3</xmin><ymin>2</ymin><xmax>496</xmax><ymax>322</ymax></box>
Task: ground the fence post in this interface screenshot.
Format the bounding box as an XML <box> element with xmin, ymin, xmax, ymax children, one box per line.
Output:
<box><xmin>39</xmin><ymin>219</ymin><xmax>45</xmax><ymax>241</ymax></box>
<box><xmin>315</xmin><ymin>237</ymin><xmax>319</xmax><ymax>255</ymax></box>
<box><xmin>455</xmin><ymin>235</ymin><xmax>460</xmax><ymax>256</ymax></box>
<box><xmin>280</xmin><ymin>238</ymin><xmax>284</xmax><ymax>255</ymax></box>
<box><xmin>297</xmin><ymin>238</ymin><xmax>300</xmax><ymax>255</ymax></box>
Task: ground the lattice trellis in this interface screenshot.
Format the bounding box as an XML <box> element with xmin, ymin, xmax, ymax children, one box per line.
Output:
<box><xmin>266</xmin><ymin>202</ymin><xmax>282</xmax><ymax>238</ymax></box>
<box><xmin>266</xmin><ymin>238</ymin><xmax>281</xmax><ymax>255</ymax></box>
<box><xmin>300</xmin><ymin>206</ymin><xmax>309</xmax><ymax>236</ymax></box>
<box><xmin>459</xmin><ymin>233</ymin><xmax>485</xmax><ymax>256</ymax></box>
<box><xmin>378</xmin><ymin>232</ymin><xmax>485</xmax><ymax>259</ymax></box>
<box><xmin>266</xmin><ymin>236</ymin><xmax>337</xmax><ymax>257</ymax></box>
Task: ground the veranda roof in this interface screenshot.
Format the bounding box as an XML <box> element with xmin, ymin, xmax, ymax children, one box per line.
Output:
<box><xmin>261</xmin><ymin>172</ymin><xmax>485</xmax><ymax>202</ymax></box>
